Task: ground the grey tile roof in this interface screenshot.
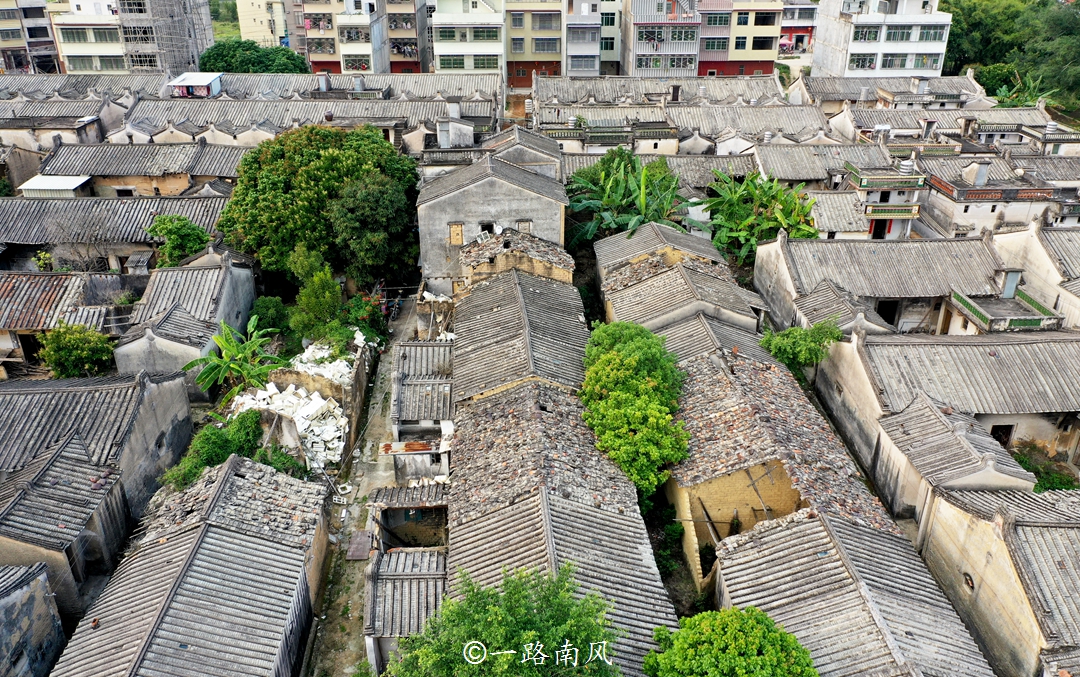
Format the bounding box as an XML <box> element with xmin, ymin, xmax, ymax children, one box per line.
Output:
<box><xmin>779</xmin><ymin>236</ymin><xmax>1004</xmax><ymax>298</ymax></box>
<box><xmin>801</xmin><ymin>75</ymin><xmax>984</xmax><ymax>102</ymax></box>
<box><xmin>123</xmin><ymin>98</ymin><xmax>493</xmax><ymax>135</ymax></box>
<box><xmin>366</xmin><ymin>548</ymin><xmax>446</xmax><ymax>637</ymax></box>
<box><xmin>0</xmin><ymin>562</ymin><xmax>47</xmax><ymax>600</ymax></box>
<box><xmin>919</xmin><ymin>156</ymin><xmax>1027</xmax><ymax>187</ymax></box>
<box><xmin>459</xmin><ymin>227</ymin><xmax>575</xmax><ymax>271</ymax></box>
<box><xmin>535</xmin><ymin>75</ymin><xmax>783</xmax><ymax>105</ymax></box>
<box><xmin>605</xmin><ymin>260</ymin><xmax>758</xmax><ymax>328</ymax></box>
<box><xmin>417</xmin><ymin>155</ymin><xmax>568</xmax><ymax>206</ymax></box>
<box><xmin>974</xmin><ymin>107</ymin><xmax>1057</xmax><ymax>127</ymax></box>
<box><xmin>367</xmin><ymin>484</ymin><xmax>448</xmax><ymax>509</ymax></box>
<box><xmin>594</xmin><ymin>221</ymin><xmax>726</xmax><ymax>273</ymax></box>
<box><xmin>0</xmin><ymin>372</ymin><xmax>151</xmax><ymax>471</ymax></box>
<box><xmin>448</xmin><ymin>491</ymin><xmax>678</xmax><ymax>677</ymax></box>
<box><xmin>657</xmin><ymin>313</ymin><xmax>775</xmax><ymax>364</ymax></box>
<box><xmin>0</xmin><ymin>73</ymin><xmax>167</xmax><ymax>99</ymax></box>
<box><xmin>39</xmin><ymin>142</ymin><xmax>249</xmax><ymax>178</ymax></box>
<box><xmin>1</xmin><ymin>99</ymin><xmax>103</xmax><ymax>119</ymax></box>
<box><xmin>676</xmin><ymin>353</ymin><xmax>897</xmax><ymax>531</ymax></box>
<box><xmin>53</xmin><ymin>456</ymin><xmax>328</xmax><ymax>677</ymax></box>
<box><xmin>756</xmin><ymin>144</ymin><xmax>893</xmax><ymax>182</ymax></box>
<box><xmin>1012</xmin><ymin>156</ymin><xmax>1080</xmax><ymax>182</ymax></box>
<box><xmin>879</xmin><ymin>391</ymin><xmax>1035</xmax><ymax>486</ymax></box>
<box><xmin>667</xmin><ymin>105</ymin><xmax>829</xmax><ymax>138</ymax></box>
<box><xmin>480</xmin><ymin>124</ymin><xmax>561</xmax><ymax>156</ymax></box>
<box><xmin>807</xmin><ymin>191</ymin><xmax>869</xmax><ymax>233</ymax></box>
<box><xmin>118</xmin><ymin>303</ymin><xmax>218</xmax><ymax>349</ymax></box>
<box><xmin>391</xmin><ymin>341</ymin><xmax>454</xmax><ymax>423</ymax></box>
<box><xmin>449</xmin><ymin>382</ymin><xmax>638</xmax><ymax>526</ymax></box>
<box><xmin>862</xmin><ymin>331</ymin><xmax>1080</xmax><ymax>414</ymax></box>
<box><xmin>939</xmin><ymin>489</ymin><xmax>1080</xmax><ymax>524</ymax></box>
<box><xmin>0</xmin><ymin>432</ymin><xmax>120</xmax><ymax>550</ymax></box>
<box><xmin>0</xmin><ymin>196</ymin><xmax>227</xmax><ymax>246</ymax></box>
<box><xmin>719</xmin><ymin>511</ymin><xmax>996</xmax><ymax>677</ymax></box>
<box><xmin>130</xmin><ymin>263</ymin><xmax>230</xmax><ymax>325</ymax></box>
<box><xmin>214</xmin><ymin>72</ymin><xmax>501</xmax><ymax>100</ymax></box>
<box><xmin>847</xmin><ymin>108</ymin><xmax>965</xmax><ymax>132</ymax></box>
<box><xmin>536</xmin><ymin>104</ymin><xmax>669</xmax><ymax>126</ymax></box>
<box><xmin>793</xmin><ymin>279</ymin><xmax>893</xmax><ymax>329</ymax></box>
<box><xmin>1040</xmin><ymin>227</ymin><xmax>1080</xmax><ymax>280</ymax></box>
<box><xmin>452</xmin><ymin>270</ymin><xmax>589</xmax><ymax>401</ymax></box>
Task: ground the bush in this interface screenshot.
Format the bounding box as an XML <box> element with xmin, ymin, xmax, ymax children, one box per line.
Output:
<box><xmin>146</xmin><ymin>214</ymin><xmax>210</xmax><ymax>267</ymax></box>
<box><xmin>580</xmin><ymin>322</ymin><xmax>688</xmax><ymax>494</ymax></box>
<box><xmin>1012</xmin><ymin>439</ymin><xmax>1079</xmax><ymax>492</ymax></box>
<box><xmin>290</xmin><ymin>266</ymin><xmax>342</xmax><ymax>339</ymax></box>
<box><xmin>760</xmin><ymin>320</ymin><xmax>843</xmax><ymax>374</ymax></box>
<box><xmin>252</xmin><ymin>296</ymin><xmax>288</xmax><ymax>332</ymax></box>
<box><xmin>644</xmin><ymin>608</ymin><xmax>818</xmax><ymax>677</ymax></box>
<box><xmin>253</xmin><ymin>445</ymin><xmax>310</xmax><ymax>479</ymax></box>
<box><xmin>37</xmin><ymin>321</ymin><xmax>114</xmax><ymax>378</ymax></box>
<box><xmin>199</xmin><ymin>39</ymin><xmax>309</xmax><ymax>74</ymax></box>
<box><xmin>161</xmin><ymin>410</ymin><xmax>265</xmax><ymax>490</ymax></box>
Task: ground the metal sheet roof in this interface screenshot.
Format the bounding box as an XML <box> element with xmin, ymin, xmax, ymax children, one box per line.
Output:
<box><xmin>863</xmin><ymin>332</ymin><xmax>1080</xmax><ymax>414</ymax></box>
<box><xmin>0</xmin><ymin>272</ymin><xmax>86</xmax><ymax>330</ymax></box>
<box><xmin>780</xmin><ymin>236</ymin><xmax>1003</xmax><ymax>298</ymax></box>
<box><xmin>17</xmin><ymin>174</ymin><xmax>91</xmax><ymax>191</ymax></box>
<box><xmin>391</xmin><ymin>341</ymin><xmax>454</xmax><ymax>423</ymax></box>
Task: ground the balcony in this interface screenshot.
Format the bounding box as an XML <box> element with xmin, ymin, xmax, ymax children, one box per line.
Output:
<box><xmin>865</xmin><ymin>203</ymin><xmax>920</xmax><ymax>218</ymax></box>
<box><xmin>635</xmin><ymin>40</ymin><xmax>699</xmax><ymax>55</ymax></box>
<box><xmin>950</xmin><ymin>289</ymin><xmax>1062</xmax><ymax>333</ymax></box>
<box><xmin>566</xmin><ymin>12</ymin><xmax>602</xmax><ymax>25</ymax></box>
<box><xmin>846</xmin><ymin>161</ymin><xmax>926</xmax><ymax>188</ymax></box>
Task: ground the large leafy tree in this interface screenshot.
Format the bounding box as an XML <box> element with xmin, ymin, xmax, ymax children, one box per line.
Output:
<box><xmin>199</xmin><ymin>39</ymin><xmax>309</xmax><ymax>73</ymax></box>
<box><xmin>580</xmin><ymin>322</ymin><xmax>688</xmax><ymax>495</ymax></box>
<box><xmin>939</xmin><ymin>0</ymin><xmax>1033</xmax><ymax>75</ymax></box>
<box><xmin>146</xmin><ymin>214</ymin><xmax>210</xmax><ymax>267</ymax></box>
<box><xmin>702</xmin><ymin>171</ymin><xmax>817</xmax><ymax>265</ymax></box>
<box><xmin>1011</xmin><ymin>1</ymin><xmax>1080</xmax><ymax>110</ymax></box>
<box><xmin>760</xmin><ymin>319</ymin><xmax>843</xmax><ymax>383</ymax></box>
<box><xmin>386</xmin><ymin>565</ymin><xmax>619</xmax><ymax>677</ymax></box>
<box><xmin>38</xmin><ymin>321</ymin><xmax>113</xmax><ymax>378</ymax></box>
<box><xmin>569</xmin><ymin>154</ymin><xmax>685</xmax><ymax>244</ymax></box>
<box><xmin>218</xmin><ymin>125</ymin><xmax>419</xmax><ymax>279</ymax></box>
<box><xmin>644</xmin><ymin>608</ymin><xmax>818</xmax><ymax>677</ymax></box>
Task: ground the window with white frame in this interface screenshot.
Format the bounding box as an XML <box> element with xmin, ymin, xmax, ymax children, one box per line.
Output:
<box><xmin>885</xmin><ymin>25</ymin><xmax>912</xmax><ymax>41</ymax></box>
<box><xmin>601</xmin><ymin>12</ymin><xmax>615</xmax><ymax>25</ymax></box>
<box><xmin>345</xmin><ymin>56</ymin><xmax>371</xmax><ymax>70</ymax></box>
<box><xmin>99</xmin><ymin>56</ymin><xmax>126</xmax><ymax>70</ymax></box>
<box><xmin>533</xmin><ymin>37</ymin><xmax>560</xmax><ymax>52</ymax></box>
<box><xmin>853</xmin><ymin>26</ymin><xmax>879</xmax><ymax>41</ymax></box>
<box><xmin>570</xmin><ymin>55</ymin><xmax>596</xmax><ymax>70</ymax></box>
<box><xmin>706</xmin><ymin>13</ymin><xmax>730</xmax><ymax>25</ymax></box>
<box><xmin>440</xmin><ymin>55</ymin><xmax>465</xmax><ymax>68</ymax></box>
<box><xmin>636</xmin><ymin>55</ymin><xmax>662</xmax><ymax>68</ymax></box>
<box><xmin>532</xmin><ymin>13</ymin><xmax>560</xmax><ymax>30</ymax></box>
<box><xmin>0</xmin><ymin>29</ymin><xmax>20</xmax><ymax>41</ymax></box>
<box><xmin>473</xmin><ymin>27</ymin><xmax>498</xmax><ymax>40</ymax></box>
<box><xmin>637</xmin><ymin>26</ymin><xmax>662</xmax><ymax>41</ymax></box>
<box><xmin>67</xmin><ymin>56</ymin><xmax>94</xmax><ymax>70</ymax></box>
<box><xmin>511</xmin><ymin>37</ymin><xmax>524</xmax><ymax>52</ymax></box>
<box><xmin>600</xmin><ymin>36</ymin><xmax>614</xmax><ymax>50</ymax></box>
<box><xmin>704</xmin><ymin>37</ymin><xmax>728</xmax><ymax>50</ymax></box>
<box><xmin>437</xmin><ymin>27</ymin><xmax>456</xmax><ymax>40</ymax></box>
<box><xmin>670</xmin><ymin>28</ymin><xmax>695</xmax><ymax>41</ymax></box>
<box><xmin>669</xmin><ymin>56</ymin><xmax>695</xmax><ymax>68</ymax></box>
<box><xmin>849</xmin><ymin>53</ymin><xmax>876</xmax><ymax>69</ymax></box>
<box><xmin>474</xmin><ymin>55</ymin><xmax>498</xmax><ymax>68</ymax></box>
<box><xmin>736</xmin><ymin>11</ymin><xmax>749</xmax><ymax>24</ymax></box>
<box><xmin>60</xmin><ymin>28</ymin><xmax>88</xmax><ymax>42</ymax></box>
<box><xmin>511</xmin><ymin>12</ymin><xmax>523</xmax><ymax>27</ymax></box>
<box><xmin>880</xmin><ymin>53</ymin><xmax>907</xmax><ymax>68</ymax></box>
<box><xmin>569</xmin><ymin>27</ymin><xmax>599</xmax><ymax>42</ymax></box>
<box><xmin>918</xmin><ymin>25</ymin><xmax>945</xmax><ymax>41</ymax></box>
<box><xmin>93</xmin><ymin>28</ymin><xmax>120</xmax><ymax>42</ymax></box>
<box><xmin>734</xmin><ymin>36</ymin><xmax>746</xmax><ymax>49</ymax></box>
<box><xmin>798</xmin><ymin>8</ymin><xmax>815</xmax><ymax>19</ymax></box>
<box><xmin>912</xmin><ymin>53</ymin><xmax>941</xmax><ymax>69</ymax></box>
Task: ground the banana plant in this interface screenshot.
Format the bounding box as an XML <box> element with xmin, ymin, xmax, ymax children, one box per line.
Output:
<box><xmin>568</xmin><ymin>156</ymin><xmax>687</xmax><ymax>245</ymax></box>
<box><xmin>183</xmin><ymin>315</ymin><xmax>287</xmax><ymax>406</ymax></box>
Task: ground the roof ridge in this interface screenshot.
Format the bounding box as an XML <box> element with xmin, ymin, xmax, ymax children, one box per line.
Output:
<box><xmin>819</xmin><ymin>514</ymin><xmax>919</xmax><ymax>675</ymax></box>
<box><xmin>510</xmin><ymin>269</ymin><xmax>537</xmax><ymax>379</ymax></box>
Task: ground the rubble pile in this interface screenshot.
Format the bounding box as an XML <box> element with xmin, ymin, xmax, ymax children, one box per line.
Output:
<box><xmin>232</xmin><ymin>381</ymin><xmax>349</xmax><ymax>469</ymax></box>
<box><xmin>289</xmin><ymin>342</ymin><xmax>355</xmax><ymax>386</ymax></box>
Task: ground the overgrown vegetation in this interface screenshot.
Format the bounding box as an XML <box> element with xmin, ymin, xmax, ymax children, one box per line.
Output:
<box><xmin>386</xmin><ymin>565</ymin><xmax>619</xmax><ymax>677</ymax></box>
<box><xmin>1012</xmin><ymin>438</ymin><xmax>1079</xmax><ymax>492</ymax></box>
<box><xmin>702</xmin><ymin>171</ymin><xmax>817</xmax><ymax>265</ymax></box>
<box><xmin>580</xmin><ymin>322</ymin><xmax>689</xmax><ymax>495</ymax></box>
<box><xmin>760</xmin><ymin>319</ymin><xmax>843</xmax><ymax>376</ymax></box>
<box><xmin>944</xmin><ymin>0</ymin><xmax>1080</xmax><ymax>110</ymax></box>
<box><xmin>146</xmin><ymin>214</ymin><xmax>210</xmax><ymax>267</ymax></box>
<box><xmin>252</xmin><ymin>296</ymin><xmax>288</xmax><ymax>333</ymax></box>
<box><xmin>644</xmin><ymin>608</ymin><xmax>819</xmax><ymax>677</ymax></box>
<box><xmin>183</xmin><ymin>315</ymin><xmax>286</xmax><ymax>405</ymax></box>
<box><xmin>37</xmin><ymin>321</ymin><xmax>114</xmax><ymax>378</ymax></box>
<box><xmin>199</xmin><ymin>39</ymin><xmax>309</xmax><ymax>74</ymax></box>
<box><xmin>218</xmin><ymin>125</ymin><xmax>418</xmax><ymax>283</ymax></box>
<box><xmin>162</xmin><ymin>410</ymin><xmax>310</xmax><ymax>490</ymax></box>
<box><xmin>568</xmin><ymin>148</ymin><xmax>686</xmax><ymax>244</ymax></box>
<box><xmin>651</xmin><ymin>505</ymin><xmax>686</xmax><ymax>576</ymax></box>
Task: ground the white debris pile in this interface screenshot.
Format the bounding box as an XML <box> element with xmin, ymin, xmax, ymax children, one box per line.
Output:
<box><xmin>231</xmin><ymin>382</ymin><xmax>349</xmax><ymax>469</ymax></box>
<box><xmin>289</xmin><ymin>343</ymin><xmax>355</xmax><ymax>386</ymax></box>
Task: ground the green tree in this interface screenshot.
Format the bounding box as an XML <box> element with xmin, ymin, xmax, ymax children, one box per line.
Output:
<box><xmin>993</xmin><ymin>72</ymin><xmax>1060</xmax><ymax>108</ymax></box>
<box><xmin>199</xmin><ymin>39</ymin><xmax>309</xmax><ymax>73</ymax></box>
<box><xmin>37</xmin><ymin>321</ymin><xmax>114</xmax><ymax>378</ymax></box>
<box><xmin>759</xmin><ymin>319</ymin><xmax>843</xmax><ymax>382</ymax></box>
<box><xmin>219</xmin><ymin>125</ymin><xmax>419</xmax><ymax>277</ymax></box>
<box><xmin>146</xmin><ymin>214</ymin><xmax>210</xmax><ymax>267</ymax></box>
<box><xmin>644</xmin><ymin>608</ymin><xmax>818</xmax><ymax>677</ymax></box>
<box><xmin>252</xmin><ymin>296</ymin><xmax>288</xmax><ymax>332</ymax></box>
<box><xmin>1011</xmin><ymin>0</ymin><xmax>1080</xmax><ymax>109</ymax></box>
<box><xmin>386</xmin><ymin>565</ymin><xmax>619</xmax><ymax>677</ymax></box>
<box><xmin>580</xmin><ymin>322</ymin><xmax>688</xmax><ymax>495</ymax></box>
<box><xmin>327</xmin><ymin>168</ymin><xmax>417</xmax><ymax>284</ymax></box>
<box><xmin>569</xmin><ymin>156</ymin><xmax>685</xmax><ymax>244</ymax></box>
<box><xmin>184</xmin><ymin>315</ymin><xmax>286</xmax><ymax>405</ymax></box>
<box><xmin>702</xmin><ymin>171</ymin><xmax>817</xmax><ymax>265</ymax></box>
<box><xmin>974</xmin><ymin>63</ymin><xmax>1017</xmax><ymax>95</ymax></box>
<box><xmin>939</xmin><ymin>0</ymin><xmax>1033</xmax><ymax>75</ymax></box>
<box><xmin>289</xmin><ymin>266</ymin><xmax>342</xmax><ymax>339</ymax></box>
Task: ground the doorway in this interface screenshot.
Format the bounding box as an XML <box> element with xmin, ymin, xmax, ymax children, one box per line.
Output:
<box><xmin>990</xmin><ymin>425</ymin><xmax>1015</xmax><ymax>449</ymax></box>
<box><xmin>876</xmin><ymin>299</ymin><xmax>900</xmax><ymax>325</ymax></box>
<box><xmin>871</xmin><ymin>219</ymin><xmax>890</xmax><ymax>239</ymax></box>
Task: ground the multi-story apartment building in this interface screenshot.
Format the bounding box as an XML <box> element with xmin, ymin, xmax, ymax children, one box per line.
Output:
<box><xmin>599</xmin><ymin>0</ymin><xmax>619</xmax><ymax>73</ymax></box>
<box><xmin>0</xmin><ymin>0</ymin><xmax>60</xmax><ymax>73</ymax></box>
<box><xmin>812</xmin><ymin>0</ymin><xmax>950</xmax><ymax>78</ymax></box>
<box><xmin>780</xmin><ymin>0</ymin><xmax>815</xmax><ymax>52</ymax></box>
<box><xmin>237</xmin><ymin>0</ymin><xmax>289</xmax><ymax>48</ymax></box>
<box><xmin>431</xmin><ymin>0</ymin><xmax>505</xmax><ymax>78</ymax></box>
<box><xmin>621</xmin><ymin>0</ymin><xmax>780</xmax><ymax>78</ymax></box>
<box><xmin>50</xmin><ymin>0</ymin><xmax>213</xmax><ymax>75</ymax></box>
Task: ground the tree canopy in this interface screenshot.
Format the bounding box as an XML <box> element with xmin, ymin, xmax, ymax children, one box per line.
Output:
<box><xmin>146</xmin><ymin>214</ymin><xmax>210</xmax><ymax>267</ymax></box>
<box><xmin>759</xmin><ymin>319</ymin><xmax>843</xmax><ymax>374</ymax></box>
<box><xmin>644</xmin><ymin>608</ymin><xmax>818</xmax><ymax>677</ymax></box>
<box><xmin>386</xmin><ymin>565</ymin><xmax>620</xmax><ymax>677</ymax></box>
<box><xmin>580</xmin><ymin>322</ymin><xmax>688</xmax><ymax>495</ymax></box>
<box><xmin>218</xmin><ymin>125</ymin><xmax>419</xmax><ymax>282</ymax></box>
<box><xmin>199</xmin><ymin>39</ymin><xmax>309</xmax><ymax>74</ymax></box>
<box><xmin>702</xmin><ymin>171</ymin><xmax>817</xmax><ymax>265</ymax></box>
<box><xmin>38</xmin><ymin>321</ymin><xmax>113</xmax><ymax>378</ymax></box>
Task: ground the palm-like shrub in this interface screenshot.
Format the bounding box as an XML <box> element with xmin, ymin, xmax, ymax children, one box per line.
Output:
<box><xmin>183</xmin><ymin>315</ymin><xmax>286</xmax><ymax>405</ymax></box>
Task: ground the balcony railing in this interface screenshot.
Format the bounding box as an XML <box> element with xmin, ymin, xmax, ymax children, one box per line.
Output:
<box><xmin>865</xmin><ymin>203</ymin><xmax>920</xmax><ymax>218</ymax></box>
<box><xmin>847</xmin><ymin>162</ymin><xmax>926</xmax><ymax>188</ymax></box>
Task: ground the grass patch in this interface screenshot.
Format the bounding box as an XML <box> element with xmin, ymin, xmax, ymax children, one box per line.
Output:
<box><xmin>1013</xmin><ymin>438</ymin><xmax>1078</xmax><ymax>492</ymax></box>
<box><xmin>212</xmin><ymin>20</ymin><xmax>241</xmax><ymax>40</ymax></box>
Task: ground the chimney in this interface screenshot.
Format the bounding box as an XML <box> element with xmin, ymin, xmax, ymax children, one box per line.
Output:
<box><xmin>1002</xmin><ymin>270</ymin><xmax>1022</xmax><ymax>299</ymax></box>
<box><xmin>698</xmin><ymin>84</ymin><xmax>707</xmax><ymax>99</ymax></box>
<box><xmin>353</xmin><ymin>75</ymin><xmax>366</xmax><ymax>91</ymax></box>
<box><xmin>858</xmin><ymin>86</ymin><xmax>870</xmax><ymax>105</ymax></box>
<box><xmin>962</xmin><ymin>160</ymin><xmax>991</xmax><ymax>186</ymax></box>
<box><xmin>899</xmin><ymin>159</ymin><xmax>914</xmax><ymax>175</ymax></box>
<box><xmin>750</xmin><ymin>98</ymin><xmax>758</xmax><ymax>106</ymax></box>
<box><xmin>318</xmin><ymin>72</ymin><xmax>330</xmax><ymax>92</ymax></box>
<box><xmin>671</xmin><ymin>84</ymin><xmax>681</xmax><ymax>102</ymax></box>
<box><xmin>919</xmin><ymin>118</ymin><xmax>937</xmax><ymax>139</ymax></box>
<box><xmin>916</xmin><ymin>78</ymin><xmax>929</xmax><ymax>95</ymax></box>
<box><xmin>763</xmin><ymin>131</ymin><xmax>774</xmax><ymax>143</ymax></box>
<box><xmin>960</xmin><ymin>116</ymin><xmax>977</xmax><ymax>139</ymax></box>
<box><xmin>873</xmin><ymin>123</ymin><xmax>892</xmax><ymax>142</ymax></box>
<box><xmin>324</xmin><ymin>110</ymin><xmax>334</xmax><ymax>122</ymax></box>
<box><xmin>446</xmin><ymin>99</ymin><xmax>461</xmax><ymax>118</ymax></box>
